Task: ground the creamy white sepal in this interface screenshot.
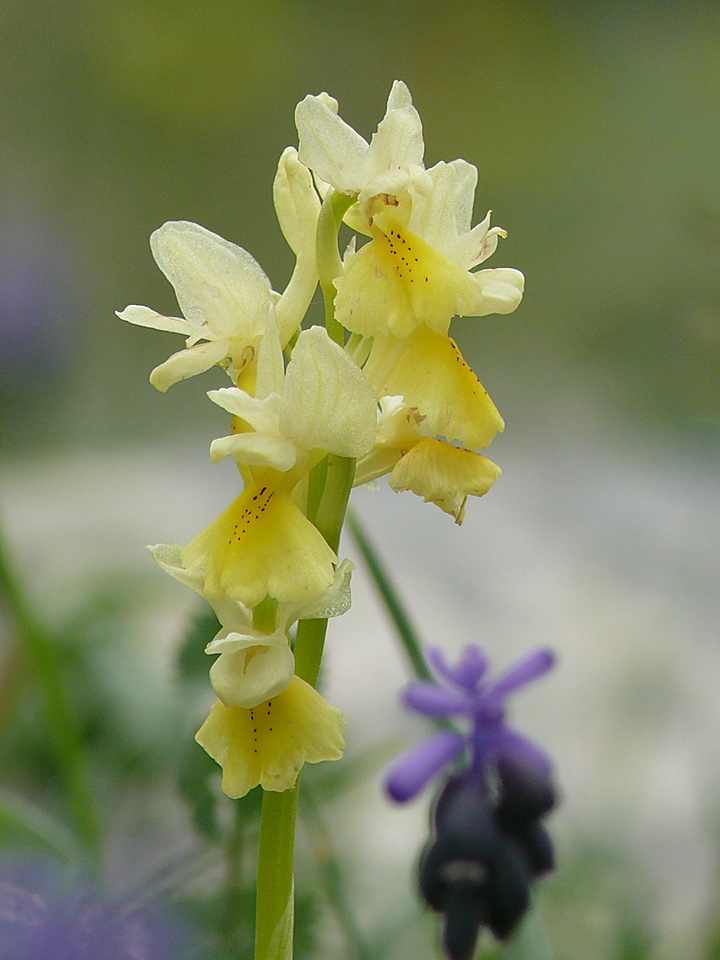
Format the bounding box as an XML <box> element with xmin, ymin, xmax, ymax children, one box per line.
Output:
<box><xmin>115</xmin><ymin>305</ymin><xmax>190</xmax><ymax>336</ymax></box>
<box><xmin>207</xmin><ymin>388</ymin><xmax>282</xmax><ymax>434</ymax></box>
<box><xmin>473</xmin><ymin>268</ymin><xmax>525</xmax><ymax>314</ymax></box>
<box><xmin>273</xmin><ymin>147</ymin><xmax>321</xmax><ymax>343</ymax></box>
<box><xmin>150</xmin><ymin>220</ymin><xmax>274</xmax><ymax>340</ymax></box>
<box><xmin>295</xmin><ymin>81</ymin><xmax>424</xmax><ymax>201</ymax></box>
<box><xmin>295</xmin><ymin>95</ymin><xmax>369</xmax><ymax>195</ymax></box>
<box><xmin>280</xmin><ymin>326</ymin><xmax>377</xmax><ymax>458</ymax></box>
<box><xmin>149</xmin><ymin>339</ymin><xmax>231</xmax><ymax>392</ymax></box>
<box><xmin>208</xmin><ymin>637</ymin><xmax>295</xmax><ymax>709</ymax></box>
<box><xmin>208</xmin><ymin>433</ymin><xmax>297</xmax><ymax>471</ymax></box>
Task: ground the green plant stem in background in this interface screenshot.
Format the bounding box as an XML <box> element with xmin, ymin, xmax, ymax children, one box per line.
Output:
<box><xmin>0</xmin><ymin>521</ymin><xmax>100</xmax><ymax>859</ymax></box>
<box><xmin>346</xmin><ymin>509</ymin><xmax>434</xmax><ymax>683</ymax></box>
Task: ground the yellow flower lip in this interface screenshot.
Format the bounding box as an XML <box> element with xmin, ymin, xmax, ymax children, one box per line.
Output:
<box><xmin>389</xmin><ymin>437</ymin><xmax>502</xmax><ymax>524</ymax></box>
<box><xmin>335</xmin><ymin>213</ymin><xmax>492</xmax><ymax>340</ymax></box>
<box><xmin>363</xmin><ymin>326</ymin><xmax>505</xmax><ymax>450</ymax></box>
<box><xmin>196</xmin><ymin>675</ymin><xmax>346</xmax><ymax>799</ymax></box>
<box><xmin>181</xmin><ymin>479</ymin><xmax>337</xmax><ymax>608</ymax></box>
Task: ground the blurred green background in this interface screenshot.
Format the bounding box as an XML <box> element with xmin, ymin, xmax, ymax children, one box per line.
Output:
<box><xmin>2</xmin><ymin>0</ymin><xmax>719</xmax><ymax>451</ymax></box>
<box><xmin>1</xmin><ymin>2</ymin><xmax>720</xmax><ymax>959</ymax></box>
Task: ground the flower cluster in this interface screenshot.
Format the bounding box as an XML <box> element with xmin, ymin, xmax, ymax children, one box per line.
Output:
<box><xmin>118</xmin><ymin>83</ymin><xmax>524</xmax><ymax>798</ymax></box>
<box><xmin>386</xmin><ymin>646</ymin><xmax>557</xmax><ymax>959</ymax></box>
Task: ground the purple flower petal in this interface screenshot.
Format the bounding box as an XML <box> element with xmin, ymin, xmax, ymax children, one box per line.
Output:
<box><xmin>403</xmin><ymin>682</ymin><xmax>473</xmax><ymax>716</ymax></box>
<box><xmin>484</xmin><ymin>648</ymin><xmax>556</xmax><ymax>701</ymax></box>
<box><xmin>385</xmin><ymin>730</ymin><xmax>465</xmax><ymax>802</ymax></box>
<box><xmin>427</xmin><ymin>645</ymin><xmax>489</xmax><ymax>691</ymax></box>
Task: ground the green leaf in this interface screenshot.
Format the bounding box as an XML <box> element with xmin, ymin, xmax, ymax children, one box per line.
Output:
<box><xmin>176</xmin><ymin>609</ymin><xmax>221</xmax><ymax>684</ymax></box>
<box><xmin>178</xmin><ymin>739</ymin><xmax>223</xmax><ymax>843</ymax></box>
<box><xmin>0</xmin><ymin>790</ymin><xmax>81</xmax><ymax>861</ymax></box>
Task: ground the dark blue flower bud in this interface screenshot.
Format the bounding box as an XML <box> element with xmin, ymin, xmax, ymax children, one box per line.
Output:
<box><xmin>495</xmin><ymin>752</ymin><xmax>557</xmax><ymax>828</ymax></box>
<box><xmin>419</xmin><ymin>774</ymin><xmax>534</xmax><ymax>952</ymax></box>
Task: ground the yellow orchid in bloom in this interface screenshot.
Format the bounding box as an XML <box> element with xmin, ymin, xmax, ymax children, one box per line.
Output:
<box><xmin>196</xmin><ymin>676</ymin><xmax>345</xmax><ymax>800</ymax></box>
<box><xmin>296</xmin><ymin>83</ymin><xmax>524</xmax><ymax>339</ymax></box>
<box><xmin>362</xmin><ymin>324</ymin><xmax>504</xmax><ymax>451</ymax></box>
<box><xmin>207</xmin><ymin>320</ymin><xmax>377</xmax><ymax>476</ymax></box>
<box><xmin>178</xmin><ymin>323</ymin><xmax>377</xmax><ymax>609</ymax></box>
<box><xmin>150</xmin><ymin>542</ymin><xmax>353</xmax><ymax>709</ymax></box>
<box><xmin>117</xmin><ymin>80</ymin><xmax>538</xmax><ymax>958</ymax></box>
<box><xmin>117</xmin><ymin>220</ymin><xmax>276</xmax><ymax>392</ymax></box>
<box><xmin>354</xmin><ymin>396</ymin><xmax>501</xmax><ymax>523</ymax></box>
<box><xmin>117</xmin><ymin>151</ymin><xmax>320</xmax><ymax>392</ymax></box>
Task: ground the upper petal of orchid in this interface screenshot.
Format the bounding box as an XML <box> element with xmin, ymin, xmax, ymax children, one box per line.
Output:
<box><xmin>273</xmin><ymin>147</ymin><xmax>322</xmax><ymax>344</ymax></box>
<box><xmin>296</xmin><ymin>81</ymin><xmax>426</xmax><ymax>201</ymax></box>
<box><xmin>280</xmin><ymin>326</ymin><xmax>377</xmax><ymax>458</ymax></box>
<box><xmin>363</xmin><ymin>81</ymin><xmax>425</xmax><ymax>192</ymax></box>
<box><xmin>150</xmin><ymin>220</ymin><xmax>275</xmax><ymax>341</ymax></box>
<box><xmin>295</xmin><ymin>94</ymin><xmax>369</xmax><ymax>194</ymax></box>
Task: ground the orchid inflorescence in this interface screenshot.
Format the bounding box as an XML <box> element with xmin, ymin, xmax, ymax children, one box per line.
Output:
<box><xmin>119</xmin><ymin>81</ymin><xmax>555</xmax><ymax>959</ymax></box>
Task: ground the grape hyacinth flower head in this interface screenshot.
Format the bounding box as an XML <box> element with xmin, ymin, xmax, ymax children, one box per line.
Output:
<box><xmin>385</xmin><ymin>645</ymin><xmax>557</xmax><ymax>958</ymax></box>
<box><xmin>385</xmin><ymin>644</ymin><xmax>556</xmax><ymax>803</ymax></box>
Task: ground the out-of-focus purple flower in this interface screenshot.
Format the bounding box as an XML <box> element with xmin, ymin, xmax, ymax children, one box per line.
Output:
<box><xmin>385</xmin><ymin>645</ymin><xmax>555</xmax><ymax>802</ymax></box>
<box><xmin>384</xmin><ymin>645</ymin><xmax>558</xmax><ymax>959</ymax></box>
<box><xmin>0</xmin><ymin>212</ymin><xmax>78</xmax><ymax>388</ymax></box>
<box><xmin>0</xmin><ymin>856</ymin><xmax>201</xmax><ymax>960</ymax></box>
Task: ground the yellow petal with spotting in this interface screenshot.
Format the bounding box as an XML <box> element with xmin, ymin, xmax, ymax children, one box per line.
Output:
<box><xmin>196</xmin><ymin>675</ymin><xmax>345</xmax><ymax>798</ymax></box>
<box><xmin>389</xmin><ymin>437</ymin><xmax>501</xmax><ymax>523</ymax></box>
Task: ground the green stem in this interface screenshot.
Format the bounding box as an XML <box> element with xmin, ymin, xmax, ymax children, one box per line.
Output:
<box><xmin>346</xmin><ymin>509</ymin><xmax>434</xmax><ymax>683</ymax></box>
<box><xmin>255</xmin><ymin>785</ymin><xmax>300</xmax><ymax>960</ymax></box>
<box><xmin>295</xmin><ymin>455</ymin><xmax>355</xmax><ymax>687</ymax></box>
<box><xmin>255</xmin><ymin>456</ymin><xmax>356</xmax><ymax>960</ymax></box>
<box><xmin>316</xmin><ymin>190</ymin><xmax>357</xmax><ymax>345</ymax></box>
<box><xmin>0</xmin><ymin>521</ymin><xmax>100</xmax><ymax>858</ymax></box>
<box><xmin>254</xmin><ymin>179</ymin><xmax>360</xmax><ymax>960</ymax></box>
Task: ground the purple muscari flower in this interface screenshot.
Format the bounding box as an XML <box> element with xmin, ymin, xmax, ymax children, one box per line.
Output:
<box><xmin>385</xmin><ymin>645</ymin><xmax>558</xmax><ymax>959</ymax></box>
<box><xmin>385</xmin><ymin>645</ymin><xmax>555</xmax><ymax>803</ymax></box>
